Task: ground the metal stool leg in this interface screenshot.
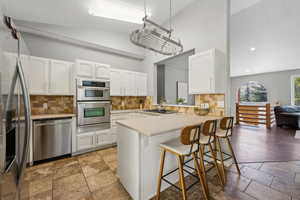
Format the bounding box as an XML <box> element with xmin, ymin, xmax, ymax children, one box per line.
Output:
<box><xmin>156</xmin><ymin>149</ymin><xmax>166</xmax><ymax>200</ymax></box>
<box><xmin>177</xmin><ymin>155</ymin><xmax>187</xmax><ymax>200</ymax></box>
<box><xmin>216</xmin><ymin>137</ymin><xmax>226</xmax><ymax>183</ymax></box>
<box><xmin>226</xmin><ymin>137</ymin><xmax>241</xmax><ymax>175</ymax></box>
<box><xmin>199</xmin><ymin>145</ymin><xmax>209</xmax><ymax>193</ymax></box>
<box><xmin>192</xmin><ymin>152</ymin><xmax>209</xmax><ymax>200</ymax></box>
<box><xmin>208</xmin><ymin>143</ymin><xmax>224</xmax><ymax>186</ymax></box>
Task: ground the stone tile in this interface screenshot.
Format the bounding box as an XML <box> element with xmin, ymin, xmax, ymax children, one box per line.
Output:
<box><xmin>102</xmin><ymin>153</ymin><xmax>118</xmax><ymax>164</ymax></box>
<box><xmin>53</xmin><ymin>157</ymin><xmax>79</xmax><ymax>169</ymax></box>
<box><xmin>81</xmin><ymin>161</ymin><xmax>110</xmax><ymax>177</ymax></box>
<box><xmin>240</xmin><ymin>162</ymin><xmax>263</xmax><ymax>170</ymax></box>
<box><xmin>296</xmin><ymin>173</ymin><xmax>300</xmax><ymax>183</ymax></box>
<box><xmin>25</xmin><ymin>163</ymin><xmax>54</xmax><ymax>182</ymax></box>
<box><xmin>53</xmin><ymin>186</ymin><xmax>93</xmax><ymax>200</ymax></box>
<box><xmin>92</xmin><ymin>182</ymin><xmax>130</xmax><ymax>200</ymax></box>
<box><xmin>223</xmin><ymin>171</ymin><xmax>251</xmax><ymax>192</ymax></box>
<box><xmin>262</xmin><ymin>162</ymin><xmax>300</xmax><ymax>174</ymax></box>
<box><xmin>77</xmin><ymin>153</ymin><xmax>103</xmax><ymax>166</ymax></box>
<box><xmin>97</xmin><ymin>147</ymin><xmax>117</xmax><ymax>157</ymax></box>
<box><xmin>245</xmin><ymin>181</ymin><xmax>290</xmax><ymax>200</ymax></box>
<box><xmin>27</xmin><ymin>177</ymin><xmax>52</xmax><ymax>198</ymax></box>
<box><xmin>86</xmin><ymin>170</ymin><xmax>118</xmax><ymax>192</ymax></box>
<box><xmin>27</xmin><ymin>190</ymin><xmax>52</xmax><ymax>200</ymax></box>
<box><xmin>107</xmin><ymin>160</ymin><xmax>118</xmax><ymax>174</ymax></box>
<box><xmin>271</xmin><ymin>178</ymin><xmax>300</xmax><ymax>198</ymax></box>
<box><xmin>241</xmin><ymin>166</ymin><xmax>274</xmax><ymax>186</ymax></box>
<box><xmin>212</xmin><ymin>190</ymin><xmax>256</xmax><ymax>200</ymax></box>
<box><xmin>53</xmin><ymin>163</ymin><xmax>82</xmax><ymax>180</ymax></box>
<box><xmin>53</xmin><ymin>173</ymin><xmax>87</xmax><ymax>197</ymax></box>
<box><xmin>260</xmin><ymin>164</ymin><xmax>296</xmax><ymax>184</ymax></box>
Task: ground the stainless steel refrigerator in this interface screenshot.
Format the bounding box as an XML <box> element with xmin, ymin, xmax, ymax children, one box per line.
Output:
<box><xmin>0</xmin><ymin>14</ymin><xmax>32</xmax><ymax>200</ymax></box>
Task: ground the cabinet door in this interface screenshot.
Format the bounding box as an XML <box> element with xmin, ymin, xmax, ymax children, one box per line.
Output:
<box><xmin>27</xmin><ymin>56</ymin><xmax>49</xmax><ymax>94</ymax></box>
<box><xmin>95</xmin><ymin>130</ymin><xmax>112</xmax><ymax>146</ymax></box>
<box><xmin>95</xmin><ymin>64</ymin><xmax>110</xmax><ymax>79</ymax></box>
<box><xmin>189</xmin><ymin>51</ymin><xmax>214</xmax><ymax>94</ymax></box>
<box><xmin>135</xmin><ymin>73</ymin><xmax>147</xmax><ymax>96</ymax></box>
<box><xmin>76</xmin><ymin>60</ymin><xmax>94</xmax><ymax>78</ymax></box>
<box><xmin>121</xmin><ymin>71</ymin><xmax>135</xmax><ymax>96</ymax></box>
<box><xmin>49</xmin><ymin>60</ymin><xmax>73</xmax><ymax>95</ymax></box>
<box><xmin>77</xmin><ymin>132</ymin><xmax>95</xmax><ymax>151</ymax></box>
<box><xmin>110</xmin><ymin>69</ymin><xmax>122</xmax><ymax>96</ymax></box>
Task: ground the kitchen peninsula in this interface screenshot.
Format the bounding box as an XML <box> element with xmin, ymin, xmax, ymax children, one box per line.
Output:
<box><xmin>116</xmin><ymin>113</ymin><xmax>222</xmax><ymax>200</ymax></box>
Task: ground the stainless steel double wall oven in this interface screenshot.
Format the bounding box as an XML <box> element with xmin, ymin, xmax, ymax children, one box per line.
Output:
<box><xmin>76</xmin><ymin>79</ymin><xmax>111</xmax><ymax>128</ymax></box>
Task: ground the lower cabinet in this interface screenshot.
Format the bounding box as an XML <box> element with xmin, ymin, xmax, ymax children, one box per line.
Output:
<box><xmin>76</xmin><ymin>129</ymin><xmax>116</xmax><ymax>152</ymax></box>
<box><xmin>77</xmin><ymin>132</ymin><xmax>95</xmax><ymax>151</ymax></box>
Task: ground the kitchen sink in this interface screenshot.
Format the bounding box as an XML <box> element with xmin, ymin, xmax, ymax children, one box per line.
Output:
<box><xmin>144</xmin><ymin>109</ymin><xmax>177</xmax><ymax>114</ymax></box>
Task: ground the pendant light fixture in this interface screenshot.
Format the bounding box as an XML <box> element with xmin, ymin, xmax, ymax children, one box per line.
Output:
<box><xmin>130</xmin><ymin>0</ymin><xmax>183</xmax><ymax>56</ymax></box>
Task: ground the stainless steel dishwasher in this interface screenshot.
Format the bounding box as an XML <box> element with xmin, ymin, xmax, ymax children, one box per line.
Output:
<box><xmin>33</xmin><ymin>118</ymin><xmax>72</xmax><ymax>162</ymax></box>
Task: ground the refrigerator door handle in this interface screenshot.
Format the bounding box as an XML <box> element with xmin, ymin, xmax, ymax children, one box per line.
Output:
<box><xmin>16</xmin><ymin>59</ymin><xmax>31</xmax><ymax>184</ymax></box>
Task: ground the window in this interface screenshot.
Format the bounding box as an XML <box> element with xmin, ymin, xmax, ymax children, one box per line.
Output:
<box><xmin>291</xmin><ymin>75</ymin><xmax>300</xmax><ymax>105</ymax></box>
<box><xmin>239</xmin><ymin>81</ymin><xmax>267</xmax><ymax>103</ymax></box>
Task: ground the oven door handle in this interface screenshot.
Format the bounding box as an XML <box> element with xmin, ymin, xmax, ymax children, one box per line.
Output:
<box><xmin>80</xmin><ymin>87</ymin><xmax>110</xmax><ymax>90</ymax></box>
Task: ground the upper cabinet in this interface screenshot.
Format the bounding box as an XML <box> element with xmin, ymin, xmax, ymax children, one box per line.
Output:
<box><xmin>4</xmin><ymin>53</ymin><xmax>74</xmax><ymax>95</ymax></box>
<box><xmin>27</xmin><ymin>56</ymin><xmax>49</xmax><ymax>94</ymax></box>
<box><xmin>76</xmin><ymin>59</ymin><xmax>110</xmax><ymax>80</ymax></box>
<box><xmin>135</xmin><ymin>73</ymin><xmax>148</xmax><ymax>96</ymax></box>
<box><xmin>188</xmin><ymin>49</ymin><xmax>226</xmax><ymax>94</ymax></box>
<box><xmin>110</xmin><ymin>69</ymin><xmax>148</xmax><ymax>96</ymax></box>
<box><xmin>49</xmin><ymin>59</ymin><xmax>73</xmax><ymax>95</ymax></box>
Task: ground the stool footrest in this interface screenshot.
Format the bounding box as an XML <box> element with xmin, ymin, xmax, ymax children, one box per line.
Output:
<box><xmin>161</xmin><ymin>158</ymin><xmax>200</xmax><ymax>192</ymax></box>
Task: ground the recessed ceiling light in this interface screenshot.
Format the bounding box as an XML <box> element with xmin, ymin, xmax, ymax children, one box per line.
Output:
<box><xmin>250</xmin><ymin>47</ymin><xmax>256</xmax><ymax>52</ymax></box>
<box><xmin>88</xmin><ymin>0</ymin><xmax>151</xmax><ymax>24</ymax></box>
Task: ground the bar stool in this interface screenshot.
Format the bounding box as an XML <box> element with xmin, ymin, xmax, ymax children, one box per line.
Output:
<box><xmin>198</xmin><ymin>120</ymin><xmax>225</xmax><ymax>192</ymax></box>
<box><xmin>215</xmin><ymin>117</ymin><xmax>241</xmax><ymax>184</ymax></box>
<box><xmin>156</xmin><ymin>125</ymin><xmax>209</xmax><ymax>200</ymax></box>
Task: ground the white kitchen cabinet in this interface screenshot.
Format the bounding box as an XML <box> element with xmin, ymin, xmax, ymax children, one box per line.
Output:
<box><xmin>121</xmin><ymin>71</ymin><xmax>136</xmax><ymax>96</ymax></box>
<box><xmin>135</xmin><ymin>73</ymin><xmax>148</xmax><ymax>96</ymax></box>
<box><xmin>95</xmin><ymin>130</ymin><xmax>112</xmax><ymax>146</ymax></box>
<box><xmin>76</xmin><ymin>59</ymin><xmax>110</xmax><ymax>80</ymax></box>
<box><xmin>27</xmin><ymin>56</ymin><xmax>49</xmax><ymax>94</ymax></box>
<box><xmin>95</xmin><ymin>63</ymin><xmax>110</xmax><ymax>79</ymax></box>
<box><xmin>110</xmin><ymin>69</ymin><xmax>148</xmax><ymax>96</ymax></box>
<box><xmin>77</xmin><ymin>132</ymin><xmax>95</xmax><ymax>151</ymax></box>
<box><xmin>188</xmin><ymin>49</ymin><xmax>226</xmax><ymax>94</ymax></box>
<box><xmin>110</xmin><ymin>69</ymin><xmax>122</xmax><ymax>96</ymax></box>
<box><xmin>49</xmin><ymin>60</ymin><xmax>73</xmax><ymax>95</ymax></box>
<box><xmin>76</xmin><ymin>60</ymin><xmax>94</xmax><ymax>78</ymax></box>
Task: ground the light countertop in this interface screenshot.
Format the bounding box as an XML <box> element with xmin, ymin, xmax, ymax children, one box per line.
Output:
<box><xmin>116</xmin><ymin>113</ymin><xmax>222</xmax><ymax>136</ymax></box>
<box><xmin>31</xmin><ymin>114</ymin><xmax>76</xmax><ymax>120</ymax></box>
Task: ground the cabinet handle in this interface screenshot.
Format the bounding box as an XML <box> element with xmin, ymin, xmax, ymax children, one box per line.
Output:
<box><xmin>209</xmin><ymin>78</ymin><xmax>212</xmax><ymax>91</ymax></box>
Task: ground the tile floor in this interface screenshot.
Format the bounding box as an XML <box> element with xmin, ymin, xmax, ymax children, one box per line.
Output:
<box><xmin>23</xmin><ymin>147</ymin><xmax>300</xmax><ymax>200</ymax></box>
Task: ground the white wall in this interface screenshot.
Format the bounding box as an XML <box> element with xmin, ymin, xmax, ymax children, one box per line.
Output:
<box><xmin>230</xmin><ymin>0</ymin><xmax>300</xmax><ymax>77</ymax></box>
<box><xmin>143</xmin><ymin>0</ymin><xmax>228</xmax><ymax>101</ymax></box>
<box><xmin>15</xmin><ymin>20</ymin><xmax>144</xmax><ymax>56</ymax></box>
<box><xmin>21</xmin><ymin>32</ymin><xmax>146</xmax><ymax>72</ymax></box>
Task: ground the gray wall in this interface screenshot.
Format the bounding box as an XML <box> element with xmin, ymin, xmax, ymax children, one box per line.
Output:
<box><xmin>231</xmin><ymin>69</ymin><xmax>300</xmax><ymax>114</ymax></box>
<box><xmin>156</xmin><ymin>50</ymin><xmax>195</xmax><ymax>105</ymax></box>
<box><xmin>21</xmin><ymin>33</ymin><xmax>145</xmax><ymax>72</ymax></box>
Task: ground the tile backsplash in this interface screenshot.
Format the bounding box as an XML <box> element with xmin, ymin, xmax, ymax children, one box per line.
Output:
<box><xmin>30</xmin><ymin>95</ymin><xmax>74</xmax><ymax>115</ymax></box>
<box><xmin>111</xmin><ymin>96</ymin><xmax>152</xmax><ymax>110</ymax></box>
<box><xmin>194</xmin><ymin>94</ymin><xmax>225</xmax><ymax>116</ymax></box>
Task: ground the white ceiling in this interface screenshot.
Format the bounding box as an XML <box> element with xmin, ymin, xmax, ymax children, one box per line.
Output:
<box><xmin>1</xmin><ymin>0</ymin><xmax>196</xmax><ymax>33</ymax></box>
<box><xmin>231</xmin><ymin>0</ymin><xmax>262</xmax><ymax>15</ymax></box>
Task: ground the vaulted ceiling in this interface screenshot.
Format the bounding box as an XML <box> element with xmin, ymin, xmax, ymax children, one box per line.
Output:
<box><xmin>1</xmin><ymin>0</ymin><xmax>196</xmax><ymax>33</ymax></box>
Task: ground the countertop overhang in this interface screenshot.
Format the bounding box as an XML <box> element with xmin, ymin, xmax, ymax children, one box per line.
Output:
<box><xmin>116</xmin><ymin>114</ymin><xmax>222</xmax><ymax>136</ymax></box>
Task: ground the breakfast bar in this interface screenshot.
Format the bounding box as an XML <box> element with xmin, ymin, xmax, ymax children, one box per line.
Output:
<box><xmin>116</xmin><ymin>114</ymin><xmax>222</xmax><ymax>200</ymax></box>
